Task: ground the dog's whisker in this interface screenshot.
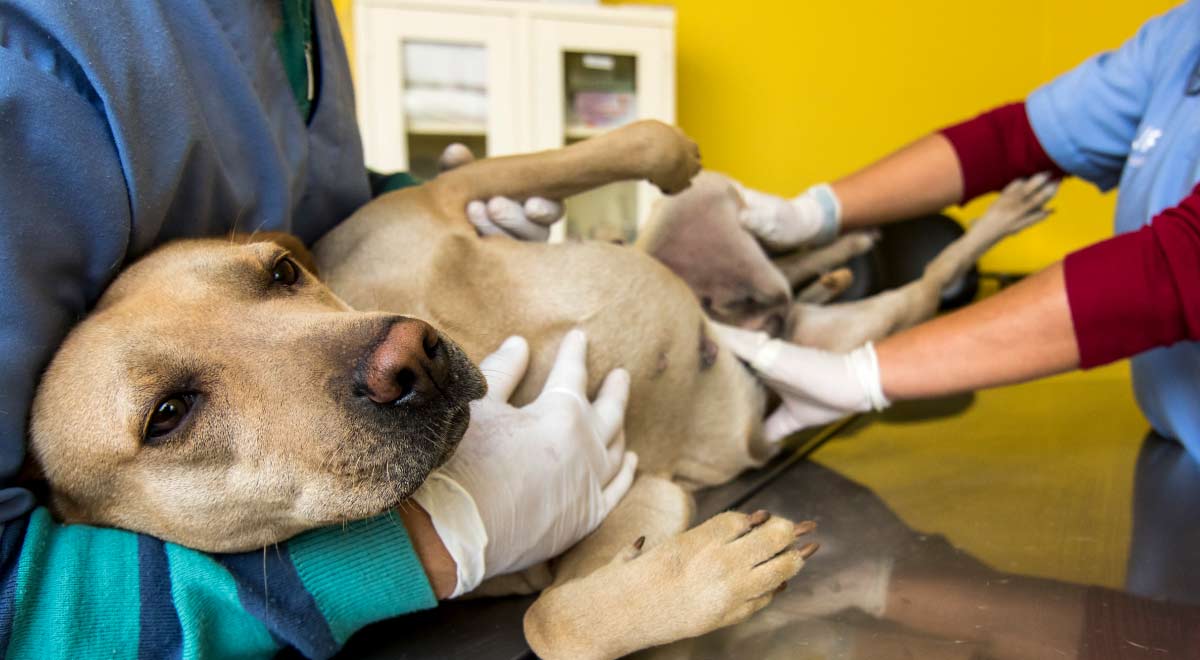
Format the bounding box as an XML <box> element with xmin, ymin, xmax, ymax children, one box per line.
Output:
<box><xmin>227</xmin><ymin>201</ymin><xmax>253</xmax><ymax>237</ymax></box>
<box><xmin>261</xmin><ymin>546</ymin><xmax>271</xmax><ymax>620</ymax></box>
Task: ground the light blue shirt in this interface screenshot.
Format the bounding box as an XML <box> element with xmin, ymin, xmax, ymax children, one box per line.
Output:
<box><xmin>1027</xmin><ymin>0</ymin><xmax>1200</xmax><ymax>459</ymax></box>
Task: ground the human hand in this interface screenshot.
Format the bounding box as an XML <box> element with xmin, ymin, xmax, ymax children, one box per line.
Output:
<box><xmin>438</xmin><ymin>142</ymin><xmax>565</xmax><ymax>241</ymax></box>
<box><xmin>733</xmin><ymin>180</ymin><xmax>841</xmax><ymax>252</ymax></box>
<box><xmin>467</xmin><ymin>197</ymin><xmax>564</xmax><ymax>241</ymax></box>
<box><xmin>413</xmin><ymin>330</ymin><xmax>637</xmax><ymax>596</ymax></box>
<box><xmin>711</xmin><ymin>323</ymin><xmax>888</xmax><ymax>443</ymax></box>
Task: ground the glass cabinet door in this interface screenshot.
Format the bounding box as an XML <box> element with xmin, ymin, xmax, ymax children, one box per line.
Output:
<box><xmin>400</xmin><ymin>41</ymin><xmax>489</xmax><ymax>180</ymax></box>
<box><xmin>355</xmin><ymin>6</ymin><xmax>520</xmax><ymax>179</ymax></box>
<box><xmin>531</xmin><ymin>17</ymin><xmax>676</xmax><ymax>243</ymax></box>
<box><xmin>560</xmin><ymin>51</ymin><xmax>640</xmax><ymax>243</ymax></box>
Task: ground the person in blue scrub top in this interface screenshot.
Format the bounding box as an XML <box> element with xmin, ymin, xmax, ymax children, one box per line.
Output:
<box><xmin>0</xmin><ymin>2</ymin><xmax>630</xmax><ymax>657</ymax></box>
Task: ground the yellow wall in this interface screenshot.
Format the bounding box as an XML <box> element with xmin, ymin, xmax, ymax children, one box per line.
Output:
<box><xmin>605</xmin><ymin>0</ymin><xmax>1178</xmax><ymax>271</ymax></box>
<box><xmin>332</xmin><ymin>1</ymin><xmax>355</xmax><ymax>65</ymax></box>
<box><xmin>336</xmin><ymin>0</ymin><xmax>1180</xmax><ymax>269</ymax></box>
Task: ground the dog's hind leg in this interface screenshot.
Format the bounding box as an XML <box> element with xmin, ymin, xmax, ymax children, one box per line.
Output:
<box><xmin>795</xmin><ymin>268</ymin><xmax>854</xmax><ymax>304</ymax></box>
<box><xmin>772</xmin><ymin>231</ymin><xmax>879</xmax><ymax>288</ymax></box>
<box><xmin>427</xmin><ymin>120</ymin><xmax>701</xmax><ymax>221</ymax></box>
<box><xmin>919</xmin><ymin>174</ymin><xmax>1056</xmax><ymax>298</ymax></box>
<box><xmin>788</xmin><ymin>175</ymin><xmax>1057</xmax><ymax>352</ymax></box>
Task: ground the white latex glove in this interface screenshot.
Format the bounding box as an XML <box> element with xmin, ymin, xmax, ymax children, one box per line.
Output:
<box><xmin>467</xmin><ymin>197</ymin><xmax>565</xmax><ymax>242</ymax></box>
<box><xmin>733</xmin><ymin>181</ymin><xmax>842</xmax><ymax>251</ymax></box>
<box><xmin>711</xmin><ymin>323</ymin><xmax>889</xmax><ymax>443</ymax></box>
<box><xmin>413</xmin><ymin>330</ymin><xmax>638</xmax><ymax>597</ymax></box>
<box><xmin>439</xmin><ymin>142</ymin><xmax>565</xmax><ymax>241</ymax></box>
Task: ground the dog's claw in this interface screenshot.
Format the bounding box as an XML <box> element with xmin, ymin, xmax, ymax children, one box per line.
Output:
<box><xmin>633</xmin><ymin>535</ymin><xmax>646</xmax><ymax>551</ymax></box>
<box><xmin>797</xmin><ymin>542</ymin><xmax>820</xmax><ymax>559</ymax></box>
<box><xmin>747</xmin><ymin>510</ymin><xmax>770</xmax><ymax>527</ymax></box>
<box><xmin>794</xmin><ymin>520</ymin><xmax>817</xmax><ymax>537</ymax></box>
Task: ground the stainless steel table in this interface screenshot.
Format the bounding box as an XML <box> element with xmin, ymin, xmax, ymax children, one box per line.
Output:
<box><xmin>340</xmin><ymin>374</ymin><xmax>1200</xmax><ymax>659</ymax></box>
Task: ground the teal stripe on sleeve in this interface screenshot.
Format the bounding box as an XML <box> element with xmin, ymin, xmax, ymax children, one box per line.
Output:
<box><xmin>7</xmin><ymin>508</ymin><xmax>139</xmax><ymax>659</ymax></box>
<box><xmin>164</xmin><ymin>544</ymin><xmax>278</xmax><ymax>660</ymax></box>
<box><xmin>289</xmin><ymin>513</ymin><xmax>436</xmax><ymax>645</ymax></box>
<box><xmin>368</xmin><ymin>170</ymin><xmax>423</xmax><ymax>197</ymax></box>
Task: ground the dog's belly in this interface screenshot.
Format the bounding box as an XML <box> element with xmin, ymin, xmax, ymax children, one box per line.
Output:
<box><xmin>315</xmin><ymin>195</ymin><xmax>769</xmax><ymax>485</ymax></box>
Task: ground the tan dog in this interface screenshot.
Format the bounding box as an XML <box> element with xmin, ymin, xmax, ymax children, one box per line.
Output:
<box><xmin>639</xmin><ymin>170</ymin><xmax>1056</xmax><ymax>351</ymax></box>
<box><xmin>29</xmin><ymin>121</ymin><xmax>1050</xmax><ymax>659</ymax></box>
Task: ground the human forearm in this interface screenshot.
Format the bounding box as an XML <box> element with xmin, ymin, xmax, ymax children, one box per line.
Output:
<box><xmin>738</xmin><ymin>103</ymin><xmax>1066</xmax><ymax>249</ymax></box>
<box><xmin>1065</xmin><ymin>184</ymin><xmax>1200</xmax><ymax>367</ymax></box>
<box><xmin>876</xmin><ymin>262</ymin><xmax>1079</xmax><ymax>401</ymax></box>
<box><xmin>835</xmin><ymin>102</ymin><xmax>1065</xmax><ymax>233</ymax></box>
<box><xmin>737</xmin><ymin>132</ymin><xmax>965</xmax><ymax>250</ymax></box>
<box><xmin>834</xmin><ymin>133</ymin><xmax>965</xmax><ymax>231</ymax></box>
<box><xmin>879</xmin><ymin>181</ymin><xmax>1200</xmax><ymax>399</ymax></box>
<box><xmin>397</xmin><ymin>503</ymin><xmax>457</xmax><ymax>599</ymax></box>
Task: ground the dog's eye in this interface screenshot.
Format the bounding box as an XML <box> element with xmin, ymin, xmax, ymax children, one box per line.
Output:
<box><xmin>145</xmin><ymin>394</ymin><xmax>195</xmax><ymax>441</ymax></box>
<box><xmin>271</xmin><ymin>257</ymin><xmax>300</xmax><ymax>287</ymax></box>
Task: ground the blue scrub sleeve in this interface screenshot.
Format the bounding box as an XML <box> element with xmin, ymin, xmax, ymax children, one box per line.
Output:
<box><xmin>0</xmin><ymin>31</ymin><xmax>437</xmax><ymax>660</ymax></box>
<box><xmin>0</xmin><ymin>39</ymin><xmax>133</xmax><ymax>518</ymax></box>
<box><xmin>1025</xmin><ymin>5</ymin><xmax>1184</xmax><ymax>191</ymax></box>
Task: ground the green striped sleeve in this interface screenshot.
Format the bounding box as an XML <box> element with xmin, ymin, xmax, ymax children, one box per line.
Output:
<box><xmin>164</xmin><ymin>545</ymin><xmax>278</xmax><ymax>660</ymax></box>
<box><xmin>290</xmin><ymin>512</ymin><xmax>437</xmax><ymax>645</ymax></box>
<box><xmin>6</xmin><ymin>508</ymin><xmax>140</xmax><ymax>659</ymax></box>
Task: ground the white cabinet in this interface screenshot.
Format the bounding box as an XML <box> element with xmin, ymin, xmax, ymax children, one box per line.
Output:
<box><xmin>353</xmin><ymin>0</ymin><xmax>676</xmax><ymax>242</ymax></box>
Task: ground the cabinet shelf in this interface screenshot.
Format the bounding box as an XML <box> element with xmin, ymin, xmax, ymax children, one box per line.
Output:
<box><xmin>406</xmin><ymin>119</ymin><xmax>488</xmax><ymax>137</ymax></box>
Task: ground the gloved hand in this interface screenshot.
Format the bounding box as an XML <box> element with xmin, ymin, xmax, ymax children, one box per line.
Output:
<box><xmin>467</xmin><ymin>197</ymin><xmax>564</xmax><ymax>241</ymax></box>
<box><xmin>733</xmin><ymin>180</ymin><xmax>841</xmax><ymax>251</ymax></box>
<box><xmin>439</xmin><ymin>142</ymin><xmax>565</xmax><ymax>241</ymax></box>
<box><xmin>711</xmin><ymin>323</ymin><xmax>889</xmax><ymax>443</ymax></box>
<box><xmin>413</xmin><ymin>330</ymin><xmax>638</xmax><ymax>597</ymax></box>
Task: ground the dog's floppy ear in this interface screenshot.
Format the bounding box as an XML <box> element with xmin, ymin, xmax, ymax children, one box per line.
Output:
<box><xmin>232</xmin><ymin>232</ymin><xmax>319</xmax><ymax>277</ymax></box>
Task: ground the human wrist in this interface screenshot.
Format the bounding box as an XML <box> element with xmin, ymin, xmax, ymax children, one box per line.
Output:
<box><xmin>791</xmin><ymin>183</ymin><xmax>841</xmax><ymax>245</ymax></box>
<box><xmin>410</xmin><ymin>471</ymin><xmax>489</xmax><ymax>597</ymax></box>
<box><xmin>397</xmin><ymin>502</ymin><xmax>458</xmax><ymax>599</ymax></box>
<box><xmin>845</xmin><ymin>342</ymin><xmax>889</xmax><ymax>412</ymax></box>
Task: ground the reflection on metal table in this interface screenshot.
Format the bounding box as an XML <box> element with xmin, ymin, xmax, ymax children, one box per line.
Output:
<box><xmin>339</xmin><ymin>365</ymin><xmax>1200</xmax><ymax>659</ymax></box>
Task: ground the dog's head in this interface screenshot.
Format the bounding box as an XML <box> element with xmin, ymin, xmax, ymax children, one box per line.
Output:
<box><xmin>28</xmin><ymin>237</ymin><xmax>485</xmax><ymax>551</ymax></box>
<box><xmin>638</xmin><ymin>172</ymin><xmax>792</xmax><ymax>336</ymax></box>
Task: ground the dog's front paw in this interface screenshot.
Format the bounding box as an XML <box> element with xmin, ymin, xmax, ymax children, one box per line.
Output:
<box><xmin>525</xmin><ymin>509</ymin><xmax>816</xmax><ymax>660</ymax></box>
<box><xmin>624</xmin><ymin>120</ymin><xmax>702</xmax><ymax>195</ymax></box>
<box><xmin>646</xmin><ymin>510</ymin><xmax>818</xmax><ymax>631</ymax></box>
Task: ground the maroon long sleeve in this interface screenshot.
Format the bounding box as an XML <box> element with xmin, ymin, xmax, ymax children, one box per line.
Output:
<box><xmin>1064</xmin><ymin>185</ymin><xmax>1200</xmax><ymax>368</ymax></box>
<box><xmin>939</xmin><ymin>101</ymin><xmax>1200</xmax><ymax>369</ymax></box>
<box><xmin>939</xmin><ymin>102</ymin><xmax>1065</xmax><ymax>203</ymax></box>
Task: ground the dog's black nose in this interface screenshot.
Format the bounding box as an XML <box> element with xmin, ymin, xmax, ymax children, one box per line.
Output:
<box><xmin>358</xmin><ymin>318</ymin><xmax>449</xmax><ymax>405</ymax></box>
